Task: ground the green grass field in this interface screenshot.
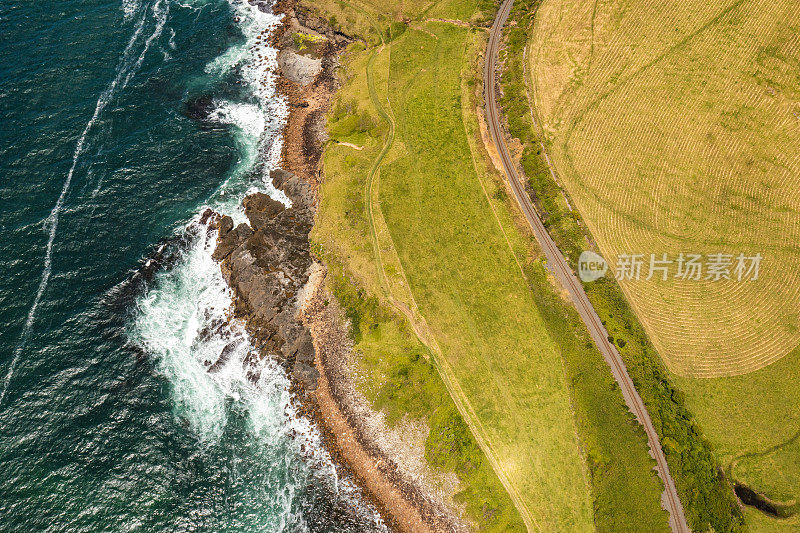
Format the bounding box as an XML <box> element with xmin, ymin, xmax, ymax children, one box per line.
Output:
<box><xmin>527</xmin><ymin>0</ymin><xmax>800</xmax><ymax>527</ymax></box>
<box><xmin>309</xmin><ymin>0</ymin><xmax>672</xmax><ymax>530</ymax></box>
<box><xmin>378</xmin><ymin>21</ymin><xmax>595</xmax><ymax>531</ymax></box>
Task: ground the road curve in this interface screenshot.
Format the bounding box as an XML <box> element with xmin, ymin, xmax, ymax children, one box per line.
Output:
<box><xmin>483</xmin><ymin>1</ymin><xmax>690</xmax><ymax>531</ymax></box>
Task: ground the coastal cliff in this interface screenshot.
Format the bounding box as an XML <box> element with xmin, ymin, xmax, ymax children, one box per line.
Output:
<box><xmin>205</xmin><ymin>1</ymin><xmax>471</xmax><ymax>530</ymax></box>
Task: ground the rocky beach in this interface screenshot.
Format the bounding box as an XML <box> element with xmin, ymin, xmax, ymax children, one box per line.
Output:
<box><xmin>204</xmin><ymin>1</ymin><xmax>471</xmax><ymax>530</ymax></box>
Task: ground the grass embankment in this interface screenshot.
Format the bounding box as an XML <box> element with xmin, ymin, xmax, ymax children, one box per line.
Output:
<box><xmin>509</xmin><ymin>0</ymin><xmax>800</xmax><ymax>529</ymax></box>
<box><xmin>310</xmin><ymin>2</ymin><xmax>525</xmax><ymax>530</ymax></box>
<box><xmin>311</xmin><ymin>0</ymin><xmax>671</xmax><ymax>530</ymax></box>
<box><xmin>323</xmin><ymin>257</ymin><xmax>525</xmax><ymax>531</ymax></box>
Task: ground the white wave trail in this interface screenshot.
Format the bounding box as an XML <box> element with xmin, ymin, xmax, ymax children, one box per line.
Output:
<box><xmin>122</xmin><ymin>0</ymin><xmax>141</xmax><ymax>20</ymax></box>
<box><xmin>203</xmin><ymin>0</ymin><xmax>290</xmax><ymax>219</ymax></box>
<box><xmin>124</xmin><ymin>0</ymin><xmax>169</xmax><ymax>87</ymax></box>
<box><xmin>0</xmin><ymin>0</ymin><xmax>170</xmax><ymax>407</ymax></box>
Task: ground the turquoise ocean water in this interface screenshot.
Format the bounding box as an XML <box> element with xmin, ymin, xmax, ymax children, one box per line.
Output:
<box><xmin>0</xmin><ymin>0</ymin><xmax>383</xmax><ymax>530</ymax></box>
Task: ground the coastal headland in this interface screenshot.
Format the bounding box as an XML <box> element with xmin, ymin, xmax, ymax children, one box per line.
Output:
<box><xmin>205</xmin><ymin>1</ymin><xmax>471</xmax><ymax>530</ymax></box>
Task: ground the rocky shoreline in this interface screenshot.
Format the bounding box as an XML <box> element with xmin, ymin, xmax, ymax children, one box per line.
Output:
<box><xmin>206</xmin><ymin>1</ymin><xmax>470</xmax><ymax>530</ymax></box>
<box><xmin>206</xmin><ymin>168</ymin><xmax>319</xmax><ymax>390</ymax></box>
<box><xmin>301</xmin><ymin>273</ymin><xmax>472</xmax><ymax>533</ymax></box>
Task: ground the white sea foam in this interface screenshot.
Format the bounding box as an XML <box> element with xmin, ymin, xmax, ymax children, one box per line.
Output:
<box><xmin>208</xmin><ymin>99</ymin><xmax>290</xmax><ymax>221</ymax></box>
<box><xmin>128</xmin><ymin>0</ymin><xmax>385</xmax><ymax>527</ymax></box>
<box><xmin>124</xmin><ymin>0</ymin><xmax>169</xmax><ymax>87</ymax></box>
<box><xmin>131</xmin><ymin>0</ymin><xmax>295</xmax><ymax>450</ymax></box>
<box><xmin>134</xmin><ymin>225</ymin><xmax>233</xmax><ymax>439</ymax></box>
<box><xmin>122</xmin><ymin>0</ymin><xmax>141</xmax><ymax>20</ymax></box>
<box><xmin>1</xmin><ymin>0</ymin><xmax>170</xmax><ymax>407</ymax></box>
<box><xmin>209</xmin><ymin>100</ymin><xmax>266</xmax><ymax>139</ymax></box>
<box><xmin>204</xmin><ymin>0</ymin><xmax>290</xmax><ymax>217</ymax></box>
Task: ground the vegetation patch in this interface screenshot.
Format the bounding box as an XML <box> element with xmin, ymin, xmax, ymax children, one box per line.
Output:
<box><xmin>292</xmin><ymin>31</ymin><xmax>326</xmax><ymax>51</ymax></box>
<box><xmin>509</xmin><ymin>0</ymin><xmax>800</xmax><ymax>529</ymax></box>
<box><xmin>673</xmin><ymin>345</ymin><xmax>800</xmax><ymax>518</ymax></box>
<box><xmin>377</xmin><ymin>20</ymin><xmax>594</xmax><ymax>530</ymax></box>
<box><xmin>320</xmin><ymin>254</ymin><xmax>525</xmax><ymax>531</ymax></box>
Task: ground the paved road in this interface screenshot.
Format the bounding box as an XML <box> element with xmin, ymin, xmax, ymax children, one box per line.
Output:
<box><xmin>484</xmin><ymin>1</ymin><xmax>690</xmax><ymax>531</ymax></box>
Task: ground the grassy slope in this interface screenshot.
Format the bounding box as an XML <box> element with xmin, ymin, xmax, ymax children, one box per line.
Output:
<box><xmin>380</xmin><ymin>21</ymin><xmax>594</xmax><ymax>531</ymax></box>
<box><xmin>460</xmin><ymin>13</ymin><xmax>667</xmax><ymax>531</ymax></box>
<box><xmin>461</xmin><ymin>30</ymin><xmax>668</xmax><ymax>532</ymax></box>
<box><xmin>312</xmin><ymin>0</ymin><xmax>669</xmax><ymax>530</ymax></box>
<box><xmin>520</xmin><ymin>0</ymin><xmax>800</xmax><ymax>528</ymax></box>
<box><xmin>323</xmin><ymin>258</ymin><xmax>526</xmax><ymax>531</ymax></box>
<box><xmin>311</xmin><ymin>2</ymin><xmax>526</xmax><ymax>530</ymax></box>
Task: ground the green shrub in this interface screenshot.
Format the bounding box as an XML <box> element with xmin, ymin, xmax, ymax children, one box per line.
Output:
<box><xmin>384</xmin><ymin>21</ymin><xmax>406</xmax><ymax>42</ymax></box>
<box><xmin>292</xmin><ymin>31</ymin><xmax>326</xmax><ymax>51</ymax></box>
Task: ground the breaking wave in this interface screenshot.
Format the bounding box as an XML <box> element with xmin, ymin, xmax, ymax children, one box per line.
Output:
<box><xmin>127</xmin><ymin>0</ymin><xmax>386</xmax><ymax>529</ymax></box>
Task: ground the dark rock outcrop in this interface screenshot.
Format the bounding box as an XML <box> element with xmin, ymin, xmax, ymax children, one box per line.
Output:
<box><xmin>210</xmin><ymin>170</ymin><xmax>319</xmax><ymax>390</ymax></box>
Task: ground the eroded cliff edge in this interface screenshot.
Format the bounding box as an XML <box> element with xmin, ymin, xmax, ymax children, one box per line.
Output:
<box><xmin>206</xmin><ymin>2</ymin><xmax>471</xmax><ymax>531</ymax></box>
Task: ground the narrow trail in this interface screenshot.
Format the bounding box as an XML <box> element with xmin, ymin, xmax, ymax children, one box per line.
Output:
<box><xmin>352</xmin><ymin>9</ymin><xmax>544</xmax><ymax>531</ymax></box>
<box><xmin>363</xmin><ymin>44</ymin><xmax>394</xmax><ymax>297</ymax></box>
<box><xmin>332</xmin><ymin>5</ymin><xmax>536</xmax><ymax>531</ymax></box>
<box><xmin>484</xmin><ymin>1</ymin><xmax>690</xmax><ymax>531</ymax></box>
<box><xmin>327</xmin><ymin>4</ymin><xmax>480</xmax><ymax>532</ymax></box>
<box><xmin>339</xmin><ymin>0</ymin><xmax>394</xmax><ymax>298</ymax></box>
<box><xmin>351</xmin><ymin>2</ymin><xmax>435</xmax><ymax>347</ymax></box>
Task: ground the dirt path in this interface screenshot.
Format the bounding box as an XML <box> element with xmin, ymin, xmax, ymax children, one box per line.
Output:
<box><xmin>425</xmin><ymin>18</ymin><xmax>474</xmax><ymax>29</ymax></box>
<box><xmin>483</xmin><ymin>1</ymin><xmax>690</xmax><ymax>531</ymax></box>
<box><xmin>336</xmin><ymin>141</ymin><xmax>364</xmax><ymax>150</ymax></box>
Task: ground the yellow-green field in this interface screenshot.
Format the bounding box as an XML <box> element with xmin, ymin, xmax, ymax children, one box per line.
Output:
<box><xmin>672</xmin><ymin>344</ymin><xmax>800</xmax><ymax>524</ymax></box>
<box><xmin>529</xmin><ymin>0</ymin><xmax>800</xmax><ymax>525</ymax></box>
<box><xmin>531</xmin><ymin>0</ymin><xmax>800</xmax><ymax>378</ymax></box>
<box><xmin>308</xmin><ymin>0</ymin><xmax>671</xmax><ymax>530</ymax></box>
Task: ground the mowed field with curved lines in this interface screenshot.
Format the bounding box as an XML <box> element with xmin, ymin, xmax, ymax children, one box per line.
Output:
<box><xmin>530</xmin><ymin>0</ymin><xmax>800</xmax><ymax>378</ymax></box>
<box><xmin>528</xmin><ymin>0</ymin><xmax>800</xmax><ymax>526</ymax></box>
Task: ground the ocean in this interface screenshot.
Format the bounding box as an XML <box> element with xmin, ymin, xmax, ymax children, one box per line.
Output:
<box><xmin>0</xmin><ymin>0</ymin><xmax>383</xmax><ymax>530</ymax></box>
